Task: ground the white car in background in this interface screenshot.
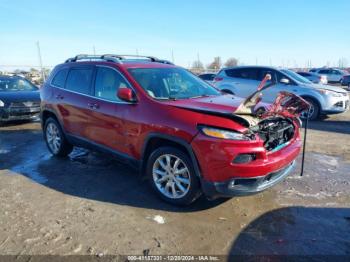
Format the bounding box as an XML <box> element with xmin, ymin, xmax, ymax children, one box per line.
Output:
<box><xmin>310</xmin><ymin>68</ymin><xmax>347</xmax><ymax>83</ymax></box>
<box><xmin>213</xmin><ymin>66</ymin><xmax>349</xmax><ymax>120</ymax></box>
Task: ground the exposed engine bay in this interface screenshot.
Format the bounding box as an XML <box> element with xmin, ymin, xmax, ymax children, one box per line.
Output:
<box><xmin>249</xmin><ymin>117</ymin><xmax>295</xmax><ymax>151</ymax></box>
<box><xmin>232</xmin><ymin>74</ymin><xmax>309</xmax><ymax>152</ymax></box>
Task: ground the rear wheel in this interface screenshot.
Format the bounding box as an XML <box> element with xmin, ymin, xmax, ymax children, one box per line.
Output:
<box><xmin>146</xmin><ymin>147</ymin><xmax>201</xmax><ymax>205</ymax></box>
<box><xmin>44</xmin><ymin>117</ymin><xmax>73</xmax><ymax>157</ymax></box>
<box><xmin>301</xmin><ymin>98</ymin><xmax>320</xmax><ymax>121</ymax></box>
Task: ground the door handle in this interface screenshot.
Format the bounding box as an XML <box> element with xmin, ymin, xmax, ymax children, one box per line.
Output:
<box><xmin>88</xmin><ymin>103</ymin><xmax>100</xmax><ymax>109</ymax></box>
<box><xmin>55</xmin><ymin>94</ymin><xmax>64</xmax><ymax>99</ymax></box>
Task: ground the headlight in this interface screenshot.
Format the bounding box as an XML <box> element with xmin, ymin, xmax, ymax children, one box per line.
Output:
<box><xmin>316</xmin><ymin>89</ymin><xmax>342</xmax><ymax>97</ymax></box>
<box><xmin>0</xmin><ymin>100</ymin><xmax>4</xmax><ymax>107</ymax></box>
<box><xmin>199</xmin><ymin>126</ymin><xmax>250</xmax><ymax>140</ymax></box>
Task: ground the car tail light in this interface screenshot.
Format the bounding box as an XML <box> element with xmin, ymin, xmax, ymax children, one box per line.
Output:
<box><xmin>214</xmin><ymin>77</ymin><xmax>223</xmax><ymax>82</ymax></box>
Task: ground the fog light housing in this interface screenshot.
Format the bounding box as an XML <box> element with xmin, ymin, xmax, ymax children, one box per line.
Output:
<box><xmin>232</xmin><ymin>153</ymin><xmax>256</xmax><ymax>164</ymax></box>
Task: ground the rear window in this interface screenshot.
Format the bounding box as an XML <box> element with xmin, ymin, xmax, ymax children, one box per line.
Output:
<box><xmin>51</xmin><ymin>69</ymin><xmax>68</xmax><ymax>88</ymax></box>
<box><xmin>65</xmin><ymin>68</ymin><xmax>93</xmax><ymax>94</ymax></box>
<box><xmin>298</xmin><ymin>72</ymin><xmax>309</xmax><ymax>76</ymax></box>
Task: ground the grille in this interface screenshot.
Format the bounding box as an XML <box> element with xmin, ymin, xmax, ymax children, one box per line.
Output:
<box><xmin>334</xmin><ymin>101</ymin><xmax>344</xmax><ymax>108</ymax></box>
<box><xmin>10</xmin><ymin>101</ymin><xmax>40</xmax><ymax>108</ymax></box>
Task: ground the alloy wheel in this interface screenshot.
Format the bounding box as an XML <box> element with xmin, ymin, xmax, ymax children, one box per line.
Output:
<box><xmin>46</xmin><ymin>122</ymin><xmax>61</xmax><ymax>154</ymax></box>
<box><xmin>152</xmin><ymin>154</ymin><xmax>191</xmax><ymax>199</ymax></box>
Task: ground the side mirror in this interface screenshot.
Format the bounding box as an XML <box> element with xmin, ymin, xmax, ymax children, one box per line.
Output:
<box><xmin>280</xmin><ymin>78</ymin><xmax>290</xmax><ymax>85</ymax></box>
<box><xmin>117</xmin><ymin>88</ymin><xmax>136</xmax><ymax>102</ymax></box>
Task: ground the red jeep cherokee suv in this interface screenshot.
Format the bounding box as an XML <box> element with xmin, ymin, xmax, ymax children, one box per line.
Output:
<box><xmin>40</xmin><ymin>55</ymin><xmax>304</xmax><ymax>205</ymax></box>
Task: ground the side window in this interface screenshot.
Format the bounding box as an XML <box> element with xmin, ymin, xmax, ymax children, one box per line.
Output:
<box><xmin>225</xmin><ymin>69</ymin><xmax>241</xmax><ymax>78</ymax></box>
<box><xmin>319</xmin><ymin>70</ymin><xmax>329</xmax><ymax>74</ymax></box>
<box><xmin>257</xmin><ymin>69</ymin><xmax>276</xmax><ymax>82</ymax></box>
<box><xmin>94</xmin><ymin>67</ymin><xmax>129</xmax><ymax>101</ymax></box>
<box><xmin>226</xmin><ymin>68</ymin><xmax>258</xmax><ymax>80</ymax></box>
<box><xmin>65</xmin><ymin>68</ymin><xmax>93</xmax><ymax>94</ymax></box>
<box><xmin>51</xmin><ymin>69</ymin><xmax>68</xmax><ymax>88</ymax></box>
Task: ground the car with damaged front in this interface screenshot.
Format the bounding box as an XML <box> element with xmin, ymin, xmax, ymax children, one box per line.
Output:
<box><xmin>40</xmin><ymin>55</ymin><xmax>309</xmax><ymax>205</ymax></box>
<box><xmin>0</xmin><ymin>75</ymin><xmax>40</xmax><ymax>124</ymax></box>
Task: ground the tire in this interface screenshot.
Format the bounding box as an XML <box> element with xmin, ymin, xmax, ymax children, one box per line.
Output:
<box><xmin>302</xmin><ymin>98</ymin><xmax>320</xmax><ymax>121</ymax></box>
<box><xmin>44</xmin><ymin>117</ymin><xmax>73</xmax><ymax>157</ymax></box>
<box><xmin>146</xmin><ymin>147</ymin><xmax>202</xmax><ymax>205</ymax></box>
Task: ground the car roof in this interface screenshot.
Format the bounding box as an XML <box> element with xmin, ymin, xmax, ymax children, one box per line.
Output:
<box><xmin>220</xmin><ymin>65</ymin><xmax>279</xmax><ymax>71</ymax></box>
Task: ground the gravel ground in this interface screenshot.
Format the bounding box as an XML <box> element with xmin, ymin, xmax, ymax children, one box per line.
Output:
<box><xmin>0</xmin><ymin>109</ymin><xmax>349</xmax><ymax>257</ymax></box>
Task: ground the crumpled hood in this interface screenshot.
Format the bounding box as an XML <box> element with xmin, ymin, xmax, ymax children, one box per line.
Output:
<box><xmin>163</xmin><ymin>95</ymin><xmax>245</xmax><ymax>114</ymax></box>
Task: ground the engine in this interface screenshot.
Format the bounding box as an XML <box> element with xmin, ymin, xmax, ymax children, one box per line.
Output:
<box><xmin>250</xmin><ymin>118</ymin><xmax>295</xmax><ymax>151</ymax></box>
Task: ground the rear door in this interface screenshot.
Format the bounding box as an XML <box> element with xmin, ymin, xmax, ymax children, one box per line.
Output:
<box><xmin>85</xmin><ymin>66</ymin><xmax>133</xmax><ymax>153</ymax></box>
<box><xmin>225</xmin><ymin>68</ymin><xmax>259</xmax><ymax>98</ymax></box>
<box><xmin>53</xmin><ymin>66</ymin><xmax>94</xmax><ymax>138</ymax></box>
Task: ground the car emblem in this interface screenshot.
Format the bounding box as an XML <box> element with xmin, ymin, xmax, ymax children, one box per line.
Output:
<box><xmin>23</xmin><ymin>102</ymin><xmax>33</xmax><ymax>107</ymax></box>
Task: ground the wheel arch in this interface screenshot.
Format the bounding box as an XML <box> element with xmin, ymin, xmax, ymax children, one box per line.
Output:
<box><xmin>141</xmin><ymin>133</ymin><xmax>201</xmax><ymax>178</ymax></box>
<box><xmin>41</xmin><ymin>109</ymin><xmax>64</xmax><ymax>130</ymax></box>
<box><xmin>299</xmin><ymin>95</ymin><xmax>322</xmax><ymax>111</ymax></box>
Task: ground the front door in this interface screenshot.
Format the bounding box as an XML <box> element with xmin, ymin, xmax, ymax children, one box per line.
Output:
<box><xmin>86</xmin><ymin>66</ymin><xmax>132</xmax><ymax>154</ymax></box>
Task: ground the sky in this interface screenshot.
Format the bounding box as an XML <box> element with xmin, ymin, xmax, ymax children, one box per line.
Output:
<box><xmin>0</xmin><ymin>0</ymin><xmax>349</xmax><ymax>70</ymax></box>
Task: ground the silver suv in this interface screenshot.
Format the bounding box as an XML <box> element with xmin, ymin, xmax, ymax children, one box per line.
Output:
<box><xmin>310</xmin><ymin>68</ymin><xmax>347</xmax><ymax>83</ymax></box>
<box><xmin>214</xmin><ymin>66</ymin><xmax>349</xmax><ymax>120</ymax></box>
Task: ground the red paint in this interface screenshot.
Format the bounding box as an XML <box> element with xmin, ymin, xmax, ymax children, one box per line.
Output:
<box><xmin>41</xmin><ymin>60</ymin><xmax>302</xmax><ymax>185</ymax></box>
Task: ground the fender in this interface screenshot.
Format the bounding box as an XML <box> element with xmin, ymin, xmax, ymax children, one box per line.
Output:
<box><xmin>141</xmin><ymin>132</ymin><xmax>202</xmax><ymax>178</ymax></box>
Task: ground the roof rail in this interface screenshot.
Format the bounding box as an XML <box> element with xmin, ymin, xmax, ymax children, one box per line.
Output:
<box><xmin>64</xmin><ymin>54</ymin><xmax>174</xmax><ymax>65</ymax></box>
<box><xmin>64</xmin><ymin>54</ymin><xmax>121</xmax><ymax>63</ymax></box>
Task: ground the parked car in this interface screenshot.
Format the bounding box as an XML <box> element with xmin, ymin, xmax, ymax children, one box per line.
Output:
<box><xmin>340</xmin><ymin>75</ymin><xmax>350</xmax><ymax>89</ymax></box>
<box><xmin>0</xmin><ymin>75</ymin><xmax>40</xmax><ymax>124</ymax></box>
<box><xmin>213</xmin><ymin>66</ymin><xmax>349</xmax><ymax>120</ymax></box>
<box><xmin>198</xmin><ymin>73</ymin><xmax>216</xmax><ymax>84</ymax></box>
<box><xmin>310</xmin><ymin>68</ymin><xmax>347</xmax><ymax>83</ymax></box>
<box><xmin>41</xmin><ymin>55</ymin><xmax>306</xmax><ymax>205</ymax></box>
<box><xmin>297</xmin><ymin>71</ymin><xmax>327</xmax><ymax>85</ymax></box>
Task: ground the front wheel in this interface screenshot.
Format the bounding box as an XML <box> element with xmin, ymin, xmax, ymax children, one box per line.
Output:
<box><xmin>146</xmin><ymin>147</ymin><xmax>202</xmax><ymax>205</ymax></box>
<box><xmin>301</xmin><ymin>98</ymin><xmax>320</xmax><ymax>121</ymax></box>
<box><xmin>44</xmin><ymin>117</ymin><xmax>73</xmax><ymax>157</ymax></box>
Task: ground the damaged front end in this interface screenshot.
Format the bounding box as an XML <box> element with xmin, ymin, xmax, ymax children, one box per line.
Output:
<box><xmin>233</xmin><ymin>75</ymin><xmax>310</xmax><ymax>153</ymax></box>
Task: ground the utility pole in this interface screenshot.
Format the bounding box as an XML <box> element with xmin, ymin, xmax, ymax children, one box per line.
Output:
<box><xmin>171</xmin><ymin>50</ymin><xmax>174</xmax><ymax>63</ymax></box>
<box><xmin>93</xmin><ymin>45</ymin><xmax>96</xmax><ymax>55</ymax></box>
<box><xmin>136</xmin><ymin>49</ymin><xmax>139</xmax><ymax>56</ymax></box>
<box><xmin>36</xmin><ymin>41</ymin><xmax>45</xmax><ymax>81</ymax></box>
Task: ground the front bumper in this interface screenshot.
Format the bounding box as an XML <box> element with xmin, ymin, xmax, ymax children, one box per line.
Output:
<box><xmin>201</xmin><ymin>160</ymin><xmax>296</xmax><ymax>198</ymax></box>
<box><xmin>321</xmin><ymin>94</ymin><xmax>349</xmax><ymax>114</ymax></box>
<box><xmin>0</xmin><ymin>107</ymin><xmax>40</xmax><ymax>122</ymax></box>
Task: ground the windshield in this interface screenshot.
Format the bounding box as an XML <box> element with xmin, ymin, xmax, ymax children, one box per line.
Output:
<box><xmin>128</xmin><ymin>68</ymin><xmax>220</xmax><ymax>100</ymax></box>
<box><xmin>0</xmin><ymin>77</ymin><xmax>38</xmax><ymax>92</ymax></box>
<box><xmin>280</xmin><ymin>69</ymin><xmax>312</xmax><ymax>84</ymax></box>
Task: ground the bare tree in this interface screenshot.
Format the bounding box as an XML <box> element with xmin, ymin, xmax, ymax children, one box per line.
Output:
<box><xmin>207</xmin><ymin>57</ymin><xmax>222</xmax><ymax>70</ymax></box>
<box><xmin>192</xmin><ymin>60</ymin><xmax>204</xmax><ymax>70</ymax></box>
<box><xmin>224</xmin><ymin>57</ymin><xmax>238</xmax><ymax>67</ymax></box>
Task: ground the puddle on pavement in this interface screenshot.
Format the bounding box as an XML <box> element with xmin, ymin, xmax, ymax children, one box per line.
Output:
<box><xmin>276</xmin><ymin>152</ymin><xmax>350</xmax><ymax>206</ymax></box>
<box><xmin>10</xmin><ymin>154</ymin><xmax>51</xmax><ymax>184</ymax></box>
